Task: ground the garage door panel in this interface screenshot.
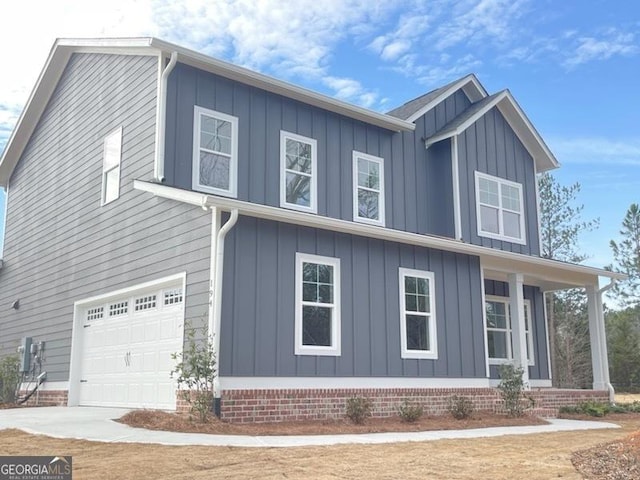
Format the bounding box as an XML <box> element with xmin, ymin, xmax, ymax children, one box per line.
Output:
<box><xmin>78</xmin><ymin>282</ymin><xmax>184</xmax><ymax>410</ymax></box>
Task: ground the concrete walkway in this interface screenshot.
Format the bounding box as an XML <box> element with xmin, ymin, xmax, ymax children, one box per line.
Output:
<box><xmin>0</xmin><ymin>406</ymin><xmax>620</xmax><ymax>448</ymax></box>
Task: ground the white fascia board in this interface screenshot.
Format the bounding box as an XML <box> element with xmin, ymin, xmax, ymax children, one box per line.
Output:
<box><xmin>405</xmin><ymin>74</ymin><xmax>487</xmax><ymax>123</ymax></box>
<box><xmin>133</xmin><ymin>180</ymin><xmax>625</xmax><ymax>288</ymax></box>
<box><xmin>148</xmin><ymin>38</ymin><xmax>414</xmax><ymax>133</ymax></box>
<box><xmin>425</xmin><ymin>90</ymin><xmax>559</xmax><ymax>173</ymax></box>
<box><xmin>425</xmin><ymin>91</ymin><xmax>509</xmax><ymax>147</ymax></box>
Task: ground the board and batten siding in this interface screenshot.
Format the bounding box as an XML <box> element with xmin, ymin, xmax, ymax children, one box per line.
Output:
<box><xmin>218</xmin><ymin>216</ymin><xmax>487</xmax><ymax>378</ymax></box>
<box><xmin>164</xmin><ymin>63</ymin><xmax>472</xmax><ymax>240</ymax></box>
<box><xmin>484</xmin><ymin>280</ymin><xmax>549</xmax><ymax>380</ymax></box>
<box><xmin>457</xmin><ymin>107</ymin><xmax>540</xmax><ymax>255</ymax></box>
<box><xmin>0</xmin><ymin>53</ymin><xmax>212</xmax><ymax>382</ymax></box>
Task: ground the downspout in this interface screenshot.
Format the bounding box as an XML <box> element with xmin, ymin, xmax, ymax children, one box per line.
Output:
<box><xmin>154</xmin><ymin>51</ymin><xmax>178</xmax><ymax>182</ymax></box>
<box><xmin>210</xmin><ymin>208</ymin><xmax>239</xmax><ymax>417</ymax></box>
<box><xmin>598</xmin><ymin>278</ymin><xmax>617</xmax><ymax>403</ymax></box>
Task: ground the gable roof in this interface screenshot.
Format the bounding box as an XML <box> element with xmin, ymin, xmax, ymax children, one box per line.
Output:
<box><xmin>387</xmin><ymin>74</ymin><xmax>487</xmax><ymax>122</ymax></box>
<box><xmin>0</xmin><ymin>37</ymin><xmax>415</xmax><ymax>188</ymax></box>
<box><xmin>424</xmin><ymin>89</ymin><xmax>559</xmax><ymax>172</ymax></box>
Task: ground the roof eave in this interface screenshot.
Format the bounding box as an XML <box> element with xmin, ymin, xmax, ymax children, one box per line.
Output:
<box><xmin>148</xmin><ymin>38</ymin><xmax>414</xmax><ymax>133</ymax></box>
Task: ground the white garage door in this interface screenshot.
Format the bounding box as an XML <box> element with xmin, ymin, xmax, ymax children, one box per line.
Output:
<box><xmin>78</xmin><ymin>282</ymin><xmax>184</xmax><ymax>410</ymax></box>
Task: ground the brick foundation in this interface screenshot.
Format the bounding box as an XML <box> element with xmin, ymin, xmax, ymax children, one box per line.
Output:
<box><xmin>17</xmin><ymin>389</ymin><xmax>68</xmax><ymax>407</ymax></box>
<box><xmin>216</xmin><ymin>387</ymin><xmax>610</xmax><ymax>423</ymax></box>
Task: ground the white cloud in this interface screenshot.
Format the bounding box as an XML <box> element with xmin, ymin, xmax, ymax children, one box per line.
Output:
<box><xmin>323</xmin><ymin>77</ymin><xmax>379</xmax><ymax>107</ymax></box>
<box><xmin>564</xmin><ymin>29</ymin><xmax>639</xmax><ymax>68</ymax></box>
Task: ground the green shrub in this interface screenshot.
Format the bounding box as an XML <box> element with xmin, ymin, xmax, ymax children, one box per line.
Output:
<box><xmin>397</xmin><ymin>399</ymin><xmax>423</xmax><ymax>423</ymax></box>
<box><xmin>497</xmin><ymin>364</ymin><xmax>534</xmax><ymax>417</ymax></box>
<box><xmin>171</xmin><ymin>325</ymin><xmax>217</xmax><ymax>423</ymax></box>
<box><xmin>345</xmin><ymin>396</ymin><xmax>372</xmax><ymax>424</ymax></box>
<box><xmin>0</xmin><ymin>355</ymin><xmax>20</xmax><ymax>404</ymax></box>
<box><xmin>447</xmin><ymin>395</ymin><xmax>475</xmax><ymax>420</ymax></box>
<box><xmin>560</xmin><ymin>400</ymin><xmax>612</xmax><ymax>417</ymax></box>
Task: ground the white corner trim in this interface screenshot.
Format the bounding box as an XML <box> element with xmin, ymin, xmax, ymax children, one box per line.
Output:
<box><xmin>451</xmin><ymin>136</ymin><xmax>462</xmax><ymax>240</ymax></box>
<box><xmin>480</xmin><ymin>266</ymin><xmax>490</xmax><ymax>378</ymax></box>
<box><xmin>220</xmin><ymin>377</ymin><xmax>492</xmax><ymax>390</ymax></box>
<box><xmin>542</xmin><ymin>291</ymin><xmax>553</xmax><ymax>381</ymax></box>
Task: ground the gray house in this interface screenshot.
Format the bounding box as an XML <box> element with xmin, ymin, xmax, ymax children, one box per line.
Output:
<box><xmin>0</xmin><ymin>38</ymin><xmax>622</xmax><ymax>421</ymax></box>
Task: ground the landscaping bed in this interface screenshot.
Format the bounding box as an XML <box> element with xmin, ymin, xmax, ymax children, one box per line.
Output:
<box><xmin>572</xmin><ymin>430</ymin><xmax>640</xmax><ymax>479</ymax></box>
<box><xmin>117</xmin><ymin>409</ymin><xmax>547</xmax><ymax>436</ymax></box>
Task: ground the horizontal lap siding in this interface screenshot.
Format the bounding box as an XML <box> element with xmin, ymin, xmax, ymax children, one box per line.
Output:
<box><xmin>0</xmin><ymin>53</ymin><xmax>211</xmax><ymax>382</ymax></box>
<box><xmin>458</xmin><ymin>108</ymin><xmax>540</xmax><ymax>254</ymax></box>
<box><xmin>219</xmin><ymin>216</ymin><xmax>486</xmax><ymax>378</ymax></box>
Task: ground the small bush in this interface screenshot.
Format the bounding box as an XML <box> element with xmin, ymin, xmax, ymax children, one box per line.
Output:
<box><xmin>497</xmin><ymin>364</ymin><xmax>534</xmax><ymax>417</ymax></box>
<box><xmin>171</xmin><ymin>325</ymin><xmax>217</xmax><ymax>423</ymax></box>
<box><xmin>559</xmin><ymin>400</ymin><xmax>612</xmax><ymax>417</ymax></box>
<box><xmin>397</xmin><ymin>400</ymin><xmax>423</xmax><ymax>423</ymax></box>
<box><xmin>0</xmin><ymin>355</ymin><xmax>20</xmax><ymax>404</ymax></box>
<box><xmin>345</xmin><ymin>396</ymin><xmax>372</xmax><ymax>424</ymax></box>
<box><xmin>447</xmin><ymin>395</ymin><xmax>474</xmax><ymax>420</ymax></box>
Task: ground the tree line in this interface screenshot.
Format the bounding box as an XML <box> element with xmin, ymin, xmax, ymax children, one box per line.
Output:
<box><xmin>539</xmin><ymin>173</ymin><xmax>640</xmax><ymax>390</ymax></box>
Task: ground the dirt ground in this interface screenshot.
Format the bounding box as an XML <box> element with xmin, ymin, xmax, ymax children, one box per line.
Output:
<box><xmin>616</xmin><ymin>393</ymin><xmax>640</xmax><ymax>403</ymax></box>
<box><xmin>118</xmin><ymin>409</ymin><xmax>546</xmax><ymax>435</ymax></box>
<box><xmin>1</xmin><ymin>417</ymin><xmax>640</xmax><ymax>479</ymax></box>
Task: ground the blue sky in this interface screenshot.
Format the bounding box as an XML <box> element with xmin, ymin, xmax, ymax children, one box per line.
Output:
<box><xmin>0</xmin><ymin>0</ymin><xmax>639</xmax><ymax>270</ymax></box>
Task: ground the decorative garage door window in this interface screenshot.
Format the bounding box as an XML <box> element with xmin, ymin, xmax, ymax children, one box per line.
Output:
<box><xmin>86</xmin><ymin>287</ymin><xmax>183</xmax><ymax>321</ymax></box>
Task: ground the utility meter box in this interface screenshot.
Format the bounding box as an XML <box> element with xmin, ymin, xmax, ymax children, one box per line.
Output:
<box><xmin>19</xmin><ymin>336</ymin><xmax>32</xmax><ymax>373</ymax></box>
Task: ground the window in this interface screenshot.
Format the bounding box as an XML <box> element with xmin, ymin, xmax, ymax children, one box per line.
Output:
<box><xmin>102</xmin><ymin>128</ymin><xmax>122</xmax><ymax>205</ymax></box>
<box><xmin>475</xmin><ymin>171</ymin><xmax>525</xmax><ymax>244</ymax></box>
<box><xmin>295</xmin><ymin>253</ymin><xmax>340</xmax><ymax>355</ymax></box>
<box><xmin>86</xmin><ymin>307</ymin><xmax>104</xmax><ymax>321</ymax></box>
<box><xmin>281</xmin><ymin>131</ymin><xmax>317</xmax><ymax>213</ymax></box>
<box><xmin>353</xmin><ymin>152</ymin><xmax>385</xmax><ymax>226</ymax></box>
<box><xmin>485</xmin><ymin>296</ymin><xmax>534</xmax><ymax>365</ymax></box>
<box><xmin>109</xmin><ymin>301</ymin><xmax>128</xmax><ymax>317</ymax></box>
<box><xmin>134</xmin><ymin>295</ymin><xmax>157</xmax><ymax>312</ymax></box>
<box><xmin>192</xmin><ymin>106</ymin><xmax>238</xmax><ymax>197</ymax></box>
<box><xmin>163</xmin><ymin>288</ymin><xmax>183</xmax><ymax>305</ymax></box>
<box><xmin>399</xmin><ymin>268</ymin><xmax>437</xmax><ymax>359</ymax></box>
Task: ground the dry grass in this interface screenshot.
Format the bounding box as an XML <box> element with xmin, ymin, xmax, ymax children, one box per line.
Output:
<box><xmin>1</xmin><ymin>418</ymin><xmax>640</xmax><ymax>479</ymax></box>
<box><xmin>616</xmin><ymin>393</ymin><xmax>640</xmax><ymax>404</ymax></box>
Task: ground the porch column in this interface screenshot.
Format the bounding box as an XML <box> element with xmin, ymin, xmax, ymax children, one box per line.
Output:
<box><xmin>587</xmin><ymin>284</ymin><xmax>610</xmax><ymax>391</ymax></box>
<box><xmin>508</xmin><ymin>273</ymin><xmax>530</xmax><ymax>389</ymax></box>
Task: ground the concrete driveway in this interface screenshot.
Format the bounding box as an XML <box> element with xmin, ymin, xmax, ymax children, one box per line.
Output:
<box><xmin>0</xmin><ymin>406</ymin><xmax>620</xmax><ymax>448</ymax></box>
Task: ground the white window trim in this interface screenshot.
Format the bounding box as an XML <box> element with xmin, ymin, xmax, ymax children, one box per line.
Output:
<box><xmin>398</xmin><ymin>267</ymin><xmax>438</xmax><ymax>359</ymax></box>
<box><xmin>486</xmin><ymin>295</ymin><xmax>535</xmax><ymax>366</ymax></box>
<box><xmin>295</xmin><ymin>252</ymin><xmax>341</xmax><ymax>356</ymax></box>
<box><xmin>352</xmin><ymin>151</ymin><xmax>385</xmax><ymax>226</ymax></box>
<box><xmin>192</xmin><ymin>105</ymin><xmax>239</xmax><ymax>198</ymax></box>
<box><xmin>101</xmin><ymin>127</ymin><xmax>123</xmax><ymax>205</ymax></box>
<box><xmin>280</xmin><ymin>131</ymin><xmax>317</xmax><ymax>213</ymax></box>
<box><xmin>474</xmin><ymin>171</ymin><xmax>526</xmax><ymax>245</ymax></box>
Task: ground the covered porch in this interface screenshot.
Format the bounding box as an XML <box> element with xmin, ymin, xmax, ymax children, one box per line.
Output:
<box><xmin>481</xmin><ymin>253</ymin><xmax>626</xmax><ymax>402</ymax></box>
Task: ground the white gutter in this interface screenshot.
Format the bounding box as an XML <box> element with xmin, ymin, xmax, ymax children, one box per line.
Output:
<box><xmin>211</xmin><ymin>208</ymin><xmax>239</xmax><ymax>416</ymax></box>
<box><xmin>153</xmin><ymin>51</ymin><xmax>178</xmax><ymax>182</ymax></box>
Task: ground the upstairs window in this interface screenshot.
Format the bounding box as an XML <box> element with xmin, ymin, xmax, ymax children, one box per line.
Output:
<box><xmin>295</xmin><ymin>253</ymin><xmax>341</xmax><ymax>356</ymax></box>
<box><xmin>281</xmin><ymin>131</ymin><xmax>317</xmax><ymax>213</ymax></box>
<box><xmin>485</xmin><ymin>296</ymin><xmax>534</xmax><ymax>365</ymax></box>
<box><xmin>102</xmin><ymin>128</ymin><xmax>122</xmax><ymax>205</ymax></box>
<box><xmin>399</xmin><ymin>268</ymin><xmax>438</xmax><ymax>359</ymax></box>
<box><xmin>475</xmin><ymin>171</ymin><xmax>526</xmax><ymax>244</ymax></box>
<box><xmin>192</xmin><ymin>106</ymin><xmax>238</xmax><ymax>198</ymax></box>
<box><xmin>353</xmin><ymin>152</ymin><xmax>385</xmax><ymax>226</ymax></box>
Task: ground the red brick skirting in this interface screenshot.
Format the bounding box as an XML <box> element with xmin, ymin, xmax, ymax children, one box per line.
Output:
<box><xmin>217</xmin><ymin>387</ymin><xmax>610</xmax><ymax>423</ymax></box>
<box><xmin>17</xmin><ymin>389</ymin><xmax>68</xmax><ymax>407</ymax></box>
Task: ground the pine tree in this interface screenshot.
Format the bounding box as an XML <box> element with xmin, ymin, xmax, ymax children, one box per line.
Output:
<box><xmin>609</xmin><ymin>204</ymin><xmax>640</xmax><ymax>306</ymax></box>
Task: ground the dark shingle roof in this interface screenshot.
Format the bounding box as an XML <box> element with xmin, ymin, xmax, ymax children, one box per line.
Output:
<box><xmin>386</xmin><ymin>75</ymin><xmax>472</xmax><ymax>120</ymax></box>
